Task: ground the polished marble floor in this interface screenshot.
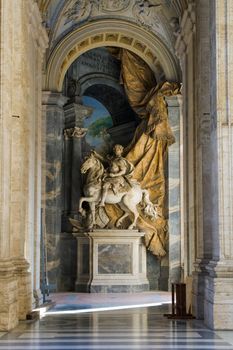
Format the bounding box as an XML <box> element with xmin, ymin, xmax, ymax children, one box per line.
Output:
<box><xmin>1</xmin><ymin>292</ymin><xmax>233</xmax><ymax>350</ymax></box>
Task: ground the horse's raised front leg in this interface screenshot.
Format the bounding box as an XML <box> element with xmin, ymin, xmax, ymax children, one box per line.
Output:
<box><xmin>79</xmin><ymin>197</ymin><xmax>85</xmax><ymax>214</ymax></box>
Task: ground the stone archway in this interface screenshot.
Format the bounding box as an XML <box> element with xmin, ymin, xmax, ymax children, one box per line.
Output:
<box><xmin>44</xmin><ymin>19</ymin><xmax>180</xmax><ymax>92</ymax></box>
<box><xmin>42</xmin><ymin>17</ymin><xmax>182</xmax><ymax>293</ymax></box>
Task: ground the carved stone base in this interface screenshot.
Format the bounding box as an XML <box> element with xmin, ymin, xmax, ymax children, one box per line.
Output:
<box><xmin>192</xmin><ymin>259</ymin><xmax>209</xmax><ymax>319</ymax></box>
<box><xmin>73</xmin><ymin>229</ymin><xmax>149</xmax><ymax>293</ymax></box>
<box><xmin>0</xmin><ymin>260</ymin><xmax>18</xmax><ymax>331</ymax></box>
<box><xmin>204</xmin><ymin>261</ymin><xmax>233</xmax><ymax>329</ymax></box>
<box><xmin>73</xmin><ymin>233</ymin><xmax>91</xmax><ymax>292</ymax></box>
<box><xmin>13</xmin><ymin>258</ymin><xmax>32</xmax><ymax>320</ymax></box>
<box><xmin>33</xmin><ymin>289</ymin><xmax>43</xmax><ymax>308</ymax></box>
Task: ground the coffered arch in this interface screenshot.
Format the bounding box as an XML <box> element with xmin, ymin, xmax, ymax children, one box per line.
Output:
<box><xmin>44</xmin><ymin>19</ymin><xmax>181</xmax><ymax>91</ymax></box>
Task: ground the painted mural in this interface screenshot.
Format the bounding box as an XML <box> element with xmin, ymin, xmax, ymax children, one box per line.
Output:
<box><xmin>83</xmin><ymin>96</ymin><xmax>113</xmax><ymax>155</ymax></box>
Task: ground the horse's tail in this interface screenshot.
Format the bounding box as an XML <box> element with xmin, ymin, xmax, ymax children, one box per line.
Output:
<box><xmin>141</xmin><ymin>190</ymin><xmax>158</xmax><ymax>221</ymax></box>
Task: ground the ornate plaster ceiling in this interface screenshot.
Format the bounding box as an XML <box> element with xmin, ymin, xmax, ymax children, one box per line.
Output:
<box><xmin>38</xmin><ymin>0</ymin><xmax>188</xmax><ymax>50</ymax></box>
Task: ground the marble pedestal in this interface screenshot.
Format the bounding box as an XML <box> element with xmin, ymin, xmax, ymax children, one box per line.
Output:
<box><xmin>73</xmin><ymin>230</ymin><xmax>149</xmax><ymax>293</ymax></box>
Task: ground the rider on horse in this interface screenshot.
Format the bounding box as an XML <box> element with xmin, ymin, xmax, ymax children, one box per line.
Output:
<box><xmin>92</xmin><ymin>144</ymin><xmax>135</xmax><ymax>207</ymax></box>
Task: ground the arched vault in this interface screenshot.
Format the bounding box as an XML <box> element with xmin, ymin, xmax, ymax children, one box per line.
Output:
<box><xmin>44</xmin><ymin>19</ymin><xmax>181</xmax><ymax>91</ymax></box>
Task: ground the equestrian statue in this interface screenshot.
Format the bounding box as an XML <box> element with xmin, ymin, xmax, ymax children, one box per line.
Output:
<box><xmin>78</xmin><ymin>144</ymin><xmax>158</xmax><ymax>230</ymax></box>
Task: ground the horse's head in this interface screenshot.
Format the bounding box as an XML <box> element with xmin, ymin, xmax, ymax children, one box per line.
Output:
<box><xmin>81</xmin><ymin>153</ymin><xmax>97</xmax><ymax>174</ymax></box>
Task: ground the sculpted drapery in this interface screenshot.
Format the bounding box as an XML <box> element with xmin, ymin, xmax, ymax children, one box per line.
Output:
<box><xmin>105</xmin><ymin>49</ymin><xmax>180</xmax><ymax>257</ymax></box>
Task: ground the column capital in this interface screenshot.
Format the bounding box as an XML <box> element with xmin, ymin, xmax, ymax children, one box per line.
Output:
<box><xmin>64</xmin><ymin>102</ymin><xmax>93</xmax><ymax>128</ymax></box>
<box><xmin>64</xmin><ymin>127</ymin><xmax>88</xmax><ymax>139</ymax></box>
<box><xmin>42</xmin><ymin>91</ymin><xmax>68</xmax><ymax>107</ymax></box>
<box><xmin>72</xmin><ymin>127</ymin><xmax>88</xmax><ymax>138</ymax></box>
<box><xmin>165</xmin><ymin>95</ymin><xmax>182</xmax><ymax>108</ymax></box>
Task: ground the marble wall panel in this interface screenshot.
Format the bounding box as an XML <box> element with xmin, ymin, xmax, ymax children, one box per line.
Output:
<box><xmin>98</xmin><ymin>244</ymin><xmax>132</xmax><ymax>274</ymax></box>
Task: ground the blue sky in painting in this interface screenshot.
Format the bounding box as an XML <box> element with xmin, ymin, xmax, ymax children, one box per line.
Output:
<box><xmin>83</xmin><ymin>96</ymin><xmax>113</xmax><ymax>150</ymax></box>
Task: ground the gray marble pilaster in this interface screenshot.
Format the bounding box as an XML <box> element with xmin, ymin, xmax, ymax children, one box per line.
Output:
<box><xmin>71</xmin><ymin>127</ymin><xmax>88</xmax><ymax>213</ymax></box>
<box><xmin>63</xmin><ymin>103</ymin><xmax>92</xmax><ymax>217</ymax></box>
<box><xmin>42</xmin><ymin>92</ymin><xmax>68</xmax><ymax>292</ymax></box>
<box><xmin>167</xmin><ymin>96</ymin><xmax>182</xmax><ymax>286</ymax></box>
<box><xmin>192</xmin><ymin>0</ymin><xmax>211</xmax><ymax>320</ymax></box>
<box><xmin>60</xmin><ymin>103</ymin><xmax>92</xmax><ymax>290</ymax></box>
<box><xmin>203</xmin><ymin>0</ymin><xmax>233</xmax><ymax>329</ymax></box>
<box><xmin>63</xmin><ymin>129</ymin><xmax>73</xmax><ymax>215</ymax></box>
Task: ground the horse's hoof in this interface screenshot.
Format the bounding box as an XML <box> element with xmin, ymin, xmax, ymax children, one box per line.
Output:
<box><xmin>128</xmin><ymin>224</ymin><xmax>135</xmax><ymax>230</ymax></box>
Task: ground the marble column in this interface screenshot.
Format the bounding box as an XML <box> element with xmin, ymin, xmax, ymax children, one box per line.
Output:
<box><xmin>60</xmin><ymin>103</ymin><xmax>92</xmax><ymax>290</ymax></box>
<box><xmin>190</xmin><ymin>0</ymin><xmax>212</xmax><ymax>320</ymax></box>
<box><xmin>175</xmin><ymin>1</ymin><xmax>196</xmax><ymax>282</ymax></box>
<box><xmin>70</xmin><ymin>127</ymin><xmax>88</xmax><ymax>214</ymax></box>
<box><xmin>0</xmin><ymin>0</ymin><xmax>48</xmax><ymax>331</ymax></box>
<box><xmin>167</xmin><ymin>96</ymin><xmax>182</xmax><ymax>286</ymax></box>
<box><xmin>42</xmin><ymin>92</ymin><xmax>67</xmax><ymax>292</ymax></box>
<box><xmin>63</xmin><ymin>103</ymin><xmax>92</xmax><ymax>217</ymax></box>
<box><xmin>203</xmin><ymin>0</ymin><xmax>233</xmax><ymax>330</ymax></box>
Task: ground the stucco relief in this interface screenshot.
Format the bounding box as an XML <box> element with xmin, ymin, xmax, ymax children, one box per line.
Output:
<box><xmin>64</xmin><ymin>0</ymin><xmax>94</xmax><ymax>24</ymax></box>
<box><xmin>55</xmin><ymin>0</ymin><xmax>172</xmax><ymax>51</ymax></box>
<box><xmin>132</xmin><ymin>0</ymin><xmax>161</xmax><ymax>30</ymax></box>
<box><xmin>101</xmin><ymin>0</ymin><xmax>130</xmax><ymax>12</ymax></box>
<box><xmin>64</xmin><ymin>0</ymin><xmax>130</xmax><ymax>25</ymax></box>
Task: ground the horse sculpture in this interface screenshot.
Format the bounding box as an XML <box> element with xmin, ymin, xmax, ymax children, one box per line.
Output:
<box><xmin>79</xmin><ymin>152</ymin><xmax>158</xmax><ymax>230</ymax></box>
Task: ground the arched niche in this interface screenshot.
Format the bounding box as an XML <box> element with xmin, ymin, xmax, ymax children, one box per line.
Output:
<box><xmin>44</xmin><ymin>19</ymin><xmax>181</xmax><ymax>91</ymax></box>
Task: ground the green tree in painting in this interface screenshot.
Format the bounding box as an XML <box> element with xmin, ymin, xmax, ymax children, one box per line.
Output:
<box><xmin>88</xmin><ymin>116</ymin><xmax>112</xmax><ymax>137</ymax></box>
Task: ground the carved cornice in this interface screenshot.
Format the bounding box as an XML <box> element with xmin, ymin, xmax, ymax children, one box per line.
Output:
<box><xmin>42</xmin><ymin>91</ymin><xmax>68</xmax><ymax>107</ymax></box>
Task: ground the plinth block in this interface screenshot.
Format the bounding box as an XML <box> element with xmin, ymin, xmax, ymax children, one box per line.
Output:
<box><xmin>73</xmin><ymin>229</ymin><xmax>149</xmax><ymax>293</ymax></box>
